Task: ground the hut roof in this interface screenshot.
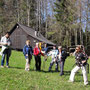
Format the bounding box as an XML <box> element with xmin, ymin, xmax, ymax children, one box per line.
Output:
<box><xmin>10</xmin><ymin>23</ymin><xmax>55</xmax><ymax>45</ymax></box>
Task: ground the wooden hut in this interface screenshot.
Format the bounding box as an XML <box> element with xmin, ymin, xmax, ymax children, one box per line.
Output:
<box><xmin>9</xmin><ymin>23</ymin><xmax>55</xmax><ymax>50</ymax></box>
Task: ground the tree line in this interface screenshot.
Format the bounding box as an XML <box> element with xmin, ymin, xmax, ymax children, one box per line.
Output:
<box><xmin>0</xmin><ymin>0</ymin><xmax>90</xmax><ymax>53</ymax></box>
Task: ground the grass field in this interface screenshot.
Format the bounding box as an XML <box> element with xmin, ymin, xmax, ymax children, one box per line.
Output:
<box><xmin>0</xmin><ymin>50</ymin><xmax>90</xmax><ymax>90</ymax></box>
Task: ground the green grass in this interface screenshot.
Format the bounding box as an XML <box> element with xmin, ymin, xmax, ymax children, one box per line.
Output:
<box><xmin>0</xmin><ymin>50</ymin><xmax>90</xmax><ymax>90</ymax></box>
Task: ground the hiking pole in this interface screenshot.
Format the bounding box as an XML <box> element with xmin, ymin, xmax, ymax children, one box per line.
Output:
<box><xmin>43</xmin><ymin>55</ymin><xmax>47</xmax><ymax>70</ymax></box>
<box><xmin>86</xmin><ymin>63</ymin><xmax>89</xmax><ymax>74</ymax></box>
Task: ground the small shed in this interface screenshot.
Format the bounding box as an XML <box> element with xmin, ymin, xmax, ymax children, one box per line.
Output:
<box><xmin>9</xmin><ymin>23</ymin><xmax>55</xmax><ymax>50</ymax></box>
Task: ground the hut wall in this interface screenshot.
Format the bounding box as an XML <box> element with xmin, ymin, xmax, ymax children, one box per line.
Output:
<box><xmin>10</xmin><ymin>25</ymin><xmax>49</xmax><ymax>50</ymax></box>
<box><xmin>10</xmin><ymin>26</ymin><xmax>27</xmax><ymax>49</ymax></box>
<box><xmin>10</xmin><ymin>26</ymin><xmax>41</xmax><ymax>49</ymax></box>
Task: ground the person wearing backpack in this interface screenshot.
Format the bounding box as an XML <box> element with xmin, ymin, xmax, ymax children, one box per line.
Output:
<box><xmin>34</xmin><ymin>43</ymin><xmax>44</xmax><ymax>71</ymax></box>
<box><xmin>68</xmin><ymin>46</ymin><xmax>88</xmax><ymax>85</ymax></box>
<box><xmin>58</xmin><ymin>46</ymin><xmax>67</xmax><ymax>76</ymax></box>
<box><xmin>23</xmin><ymin>40</ymin><xmax>33</xmax><ymax>71</ymax></box>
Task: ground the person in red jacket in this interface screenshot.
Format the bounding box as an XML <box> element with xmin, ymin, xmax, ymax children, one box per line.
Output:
<box><xmin>34</xmin><ymin>42</ymin><xmax>44</xmax><ymax>71</ymax></box>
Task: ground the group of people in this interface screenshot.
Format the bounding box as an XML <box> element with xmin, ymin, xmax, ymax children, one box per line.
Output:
<box><xmin>47</xmin><ymin>45</ymin><xmax>67</xmax><ymax>76</ymax></box>
<box><xmin>0</xmin><ymin>32</ymin><xmax>89</xmax><ymax>85</ymax></box>
<box><xmin>23</xmin><ymin>40</ymin><xmax>67</xmax><ymax>76</ymax></box>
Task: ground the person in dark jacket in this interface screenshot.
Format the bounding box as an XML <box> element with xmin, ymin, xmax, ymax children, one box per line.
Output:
<box><xmin>58</xmin><ymin>46</ymin><xmax>67</xmax><ymax>76</ymax></box>
<box><xmin>23</xmin><ymin>40</ymin><xmax>33</xmax><ymax>71</ymax></box>
<box><xmin>68</xmin><ymin>46</ymin><xmax>88</xmax><ymax>85</ymax></box>
<box><xmin>34</xmin><ymin>43</ymin><xmax>44</xmax><ymax>71</ymax></box>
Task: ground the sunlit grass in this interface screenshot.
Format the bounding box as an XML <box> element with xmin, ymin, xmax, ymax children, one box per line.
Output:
<box><xmin>0</xmin><ymin>50</ymin><xmax>90</xmax><ymax>90</ymax></box>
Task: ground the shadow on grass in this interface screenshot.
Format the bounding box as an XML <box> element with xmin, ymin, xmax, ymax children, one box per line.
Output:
<box><xmin>42</xmin><ymin>70</ymin><xmax>59</xmax><ymax>73</ymax></box>
<box><xmin>9</xmin><ymin>66</ymin><xmax>24</xmax><ymax>69</ymax></box>
<box><xmin>64</xmin><ymin>71</ymin><xmax>71</xmax><ymax>75</ymax></box>
<box><xmin>29</xmin><ymin>69</ymin><xmax>71</xmax><ymax>75</ymax></box>
<box><xmin>8</xmin><ymin>67</ymin><xmax>88</xmax><ymax>78</ymax></box>
<box><xmin>29</xmin><ymin>69</ymin><xmax>60</xmax><ymax>73</ymax></box>
<box><xmin>88</xmin><ymin>81</ymin><xmax>90</xmax><ymax>85</ymax></box>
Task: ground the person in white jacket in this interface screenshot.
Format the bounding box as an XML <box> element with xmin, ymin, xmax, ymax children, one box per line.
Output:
<box><xmin>0</xmin><ymin>32</ymin><xmax>11</xmax><ymax>68</ymax></box>
<box><xmin>0</xmin><ymin>37</ymin><xmax>11</xmax><ymax>56</ymax></box>
<box><xmin>48</xmin><ymin>46</ymin><xmax>59</xmax><ymax>72</ymax></box>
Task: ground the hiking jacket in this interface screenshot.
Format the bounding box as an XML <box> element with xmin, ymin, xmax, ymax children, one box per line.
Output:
<box><xmin>34</xmin><ymin>46</ymin><xmax>44</xmax><ymax>56</ymax></box>
<box><xmin>23</xmin><ymin>45</ymin><xmax>33</xmax><ymax>56</ymax></box>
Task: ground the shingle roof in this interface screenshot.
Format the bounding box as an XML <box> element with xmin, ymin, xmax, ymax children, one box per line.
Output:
<box><xmin>10</xmin><ymin>23</ymin><xmax>55</xmax><ymax>45</ymax></box>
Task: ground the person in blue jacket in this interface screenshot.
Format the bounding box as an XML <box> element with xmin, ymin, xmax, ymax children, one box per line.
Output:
<box><xmin>23</xmin><ymin>40</ymin><xmax>33</xmax><ymax>71</ymax></box>
<box><xmin>42</xmin><ymin>44</ymin><xmax>48</xmax><ymax>54</ymax></box>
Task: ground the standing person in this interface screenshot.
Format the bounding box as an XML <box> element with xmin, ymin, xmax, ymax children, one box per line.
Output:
<box><xmin>58</xmin><ymin>46</ymin><xmax>67</xmax><ymax>76</ymax></box>
<box><xmin>48</xmin><ymin>46</ymin><xmax>58</xmax><ymax>72</ymax></box>
<box><xmin>0</xmin><ymin>32</ymin><xmax>11</xmax><ymax>68</ymax></box>
<box><xmin>68</xmin><ymin>46</ymin><xmax>88</xmax><ymax>85</ymax></box>
<box><xmin>34</xmin><ymin>43</ymin><xmax>44</xmax><ymax>71</ymax></box>
<box><xmin>42</xmin><ymin>43</ymin><xmax>48</xmax><ymax>70</ymax></box>
<box><xmin>23</xmin><ymin>40</ymin><xmax>33</xmax><ymax>71</ymax></box>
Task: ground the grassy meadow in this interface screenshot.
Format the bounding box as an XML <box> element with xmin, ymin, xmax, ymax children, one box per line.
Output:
<box><xmin>0</xmin><ymin>50</ymin><xmax>90</xmax><ymax>90</ymax></box>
